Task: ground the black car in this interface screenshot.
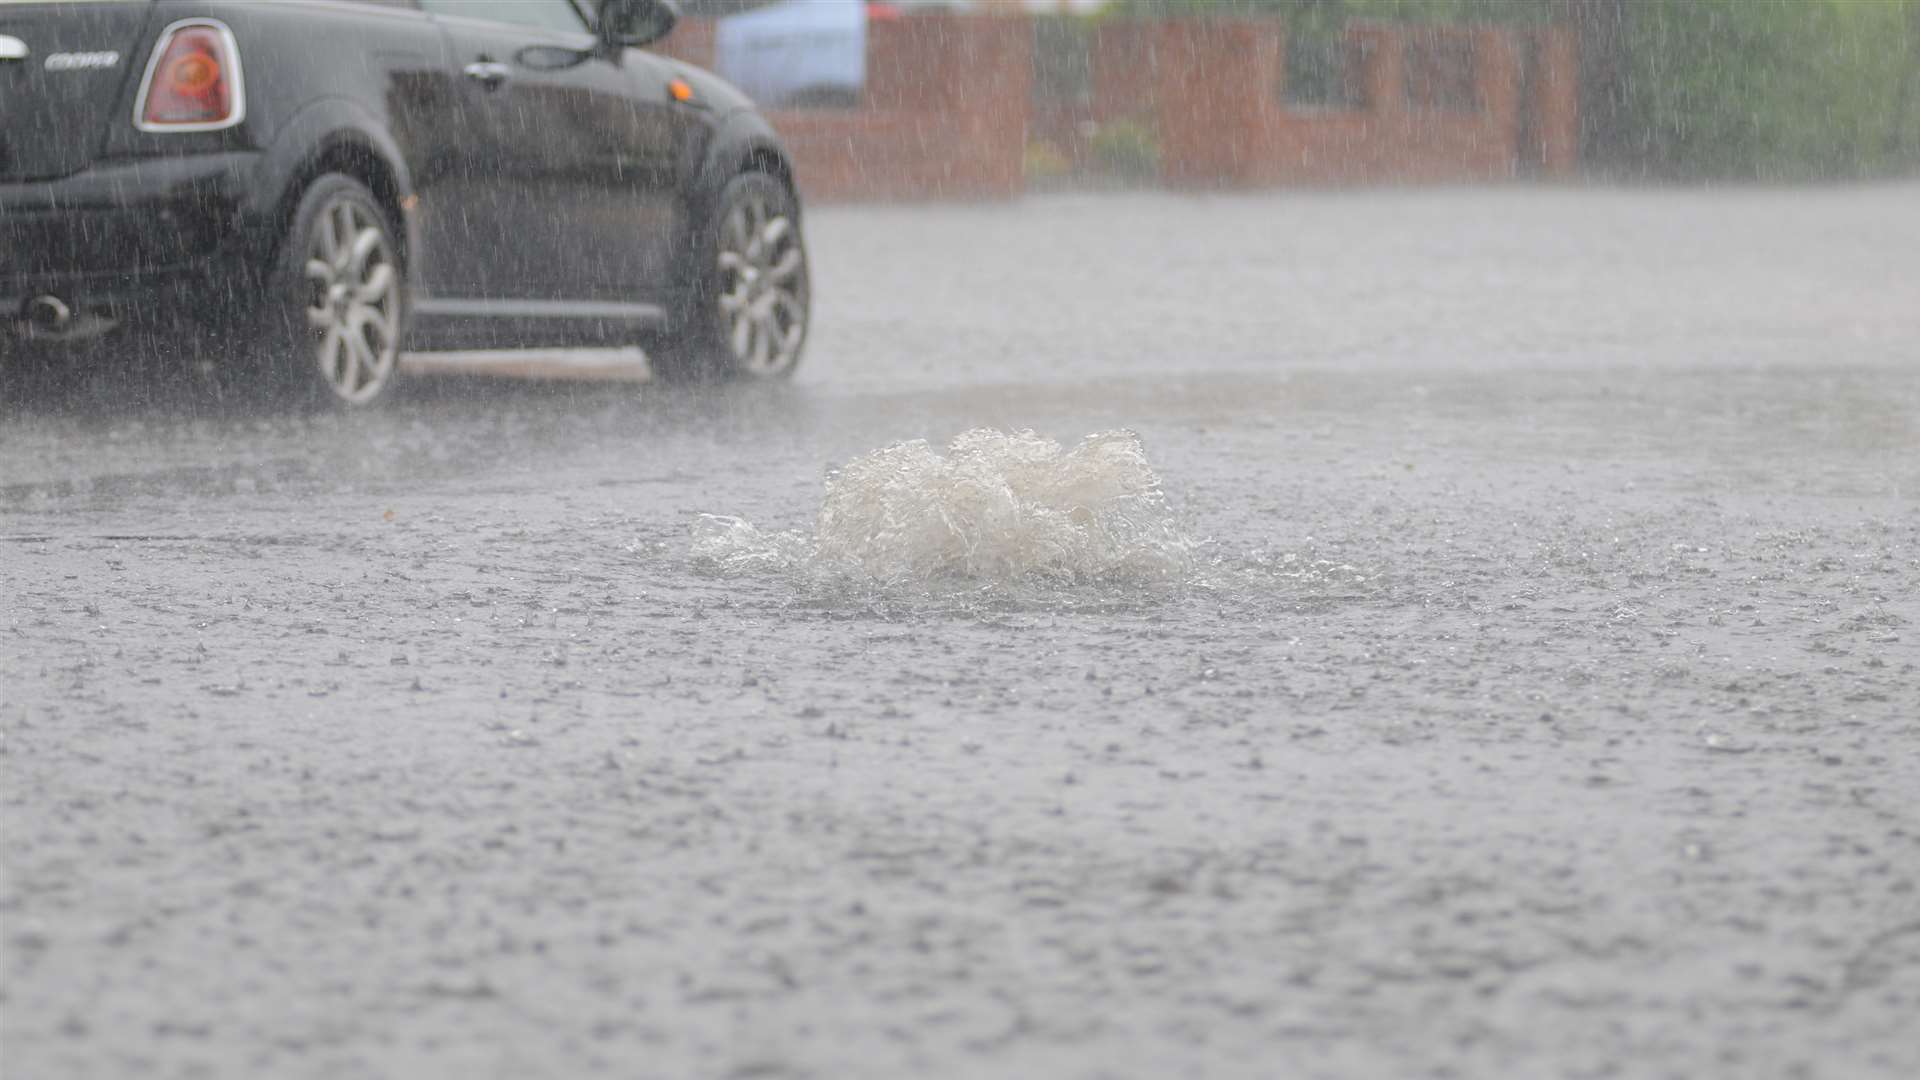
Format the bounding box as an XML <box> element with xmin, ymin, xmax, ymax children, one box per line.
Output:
<box><xmin>1</xmin><ymin>0</ymin><xmax>811</xmax><ymax>405</ymax></box>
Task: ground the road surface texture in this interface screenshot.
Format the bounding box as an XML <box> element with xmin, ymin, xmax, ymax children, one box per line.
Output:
<box><xmin>4</xmin><ymin>187</ymin><xmax>1918</xmax><ymax>1079</ymax></box>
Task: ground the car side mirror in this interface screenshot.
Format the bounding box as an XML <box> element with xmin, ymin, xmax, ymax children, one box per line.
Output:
<box><xmin>598</xmin><ymin>0</ymin><xmax>679</xmax><ymax>49</ymax></box>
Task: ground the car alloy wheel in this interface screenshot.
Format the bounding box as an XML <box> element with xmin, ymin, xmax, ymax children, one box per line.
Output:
<box><xmin>299</xmin><ymin>190</ymin><xmax>401</xmax><ymax>405</ymax></box>
<box><xmin>714</xmin><ymin>184</ymin><xmax>807</xmax><ymax>378</ymax></box>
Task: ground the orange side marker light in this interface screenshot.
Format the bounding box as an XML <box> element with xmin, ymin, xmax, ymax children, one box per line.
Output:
<box><xmin>669</xmin><ymin>79</ymin><xmax>694</xmax><ymax>103</ymax></box>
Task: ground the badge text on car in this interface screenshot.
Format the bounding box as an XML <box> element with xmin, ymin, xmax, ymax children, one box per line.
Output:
<box><xmin>46</xmin><ymin>51</ymin><xmax>122</xmax><ymax>71</ymax></box>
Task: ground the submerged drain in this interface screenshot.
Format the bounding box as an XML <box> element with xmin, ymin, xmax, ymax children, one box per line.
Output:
<box><xmin>693</xmin><ymin>428</ymin><xmax>1197</xmax><ymax>588</ymax></box>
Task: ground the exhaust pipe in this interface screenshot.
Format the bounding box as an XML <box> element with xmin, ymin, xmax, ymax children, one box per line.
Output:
<box><xmin>16</xmin><ymin>294</ymin><xmax>116</xmax><ymax>343</ymax></box>
<box><xmin>24</xmin><ymin>295</ymin><xmax>73</xmax><ymax>335</ymax></box>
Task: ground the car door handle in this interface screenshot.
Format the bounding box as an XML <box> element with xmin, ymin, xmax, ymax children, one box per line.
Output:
<box><xmin>462</xmin><ymin>61</ymin><xmax>513</xmax><ymax>90</ymax></box>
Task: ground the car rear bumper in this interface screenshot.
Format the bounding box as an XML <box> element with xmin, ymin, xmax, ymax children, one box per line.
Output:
<box><xmin>1</xmin><ymin>151</ymin><xmax>274</xmax><ymax>328</ymax></box>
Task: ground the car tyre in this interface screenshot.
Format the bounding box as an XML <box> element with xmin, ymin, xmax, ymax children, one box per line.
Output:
<box><xmin>255</xmin><ymin>174</ymin><xmax>408</xmax><ymax>408</ymax></box>
<box><xmin>654</xmin><ymin>171</ymin><xmax>809</xmax><ymax>384</ymax></box>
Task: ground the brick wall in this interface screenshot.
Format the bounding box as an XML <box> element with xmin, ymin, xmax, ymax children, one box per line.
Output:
<box><xmin>652</xmin><ymin>14</ymin><xmax>1577</xmax><ymax>200</ymax></box>
<box><xmin>654</xmin><ymin>15</ymin><xmax>1030</xmax><ymax>202</ymax></box>
<box><xmin>1090</xmin><ymin>21</ymin><xmax>1158</xmax><ymax>126</ymax></box>
<box><xmin>1528</xmin><ymin>25</ymin><xmax>1580</xmax><ymax>177</ymax></box>
<box><xmin>1102</xmin><ymin>18</ymin><xmax>1578</xmax><ymax>189</ymax></box>
<box><xmin>650</xmin><ymin>16</ymin><xmax>714</xmax><ymax>68</ymax></box>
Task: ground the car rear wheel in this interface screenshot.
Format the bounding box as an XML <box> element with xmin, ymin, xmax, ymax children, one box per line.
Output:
<box><xmin>260</xmin><ymin>174</ymin><xmax>406</xmax><ymax>407</ymax></box>
<box><xmin>656</xmin><ymin>171</ymin><xmax>809</xmax><ymax>383</ymax></box>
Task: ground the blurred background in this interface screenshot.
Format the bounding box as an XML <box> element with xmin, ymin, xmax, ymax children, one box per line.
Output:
<box><xmin>658</xmin><ymin>0</ymin><xmax>1920</xmax><ymax>199</ymax></box>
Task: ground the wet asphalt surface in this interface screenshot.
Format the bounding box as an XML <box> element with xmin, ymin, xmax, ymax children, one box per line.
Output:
<box><xmin>3</xmin><ymin>186</ymin><xmax>1919</xmax><ymax>1079</ymax></box>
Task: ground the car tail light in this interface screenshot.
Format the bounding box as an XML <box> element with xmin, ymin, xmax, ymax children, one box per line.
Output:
<box><xmin>135</xmin><ymin>20</ymin><xmax>244</xmax><ymax>132</ymax></box>
<box><xmin>867</xmin><ymin>3</ymin><xmax>903</xmax><ymax>21</ymax></box>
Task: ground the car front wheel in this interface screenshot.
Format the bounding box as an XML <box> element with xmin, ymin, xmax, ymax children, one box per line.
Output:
<box><xmin>659</xmin><ymin>171</ymin><xmax>809</xmax><ymax>382</ymax></box>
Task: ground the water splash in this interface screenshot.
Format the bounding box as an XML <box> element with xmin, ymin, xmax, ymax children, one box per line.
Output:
<box><xmin>692</xmin><ymin>428</ymin><xmax>1197</xmax><ymax>590</ymax></box>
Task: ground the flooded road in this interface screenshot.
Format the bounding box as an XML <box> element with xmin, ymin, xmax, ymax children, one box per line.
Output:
<box><xmin>5</xmin><ymin>187</ymin><xmax>1919</xmax><ymax>1079</ymax></box>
